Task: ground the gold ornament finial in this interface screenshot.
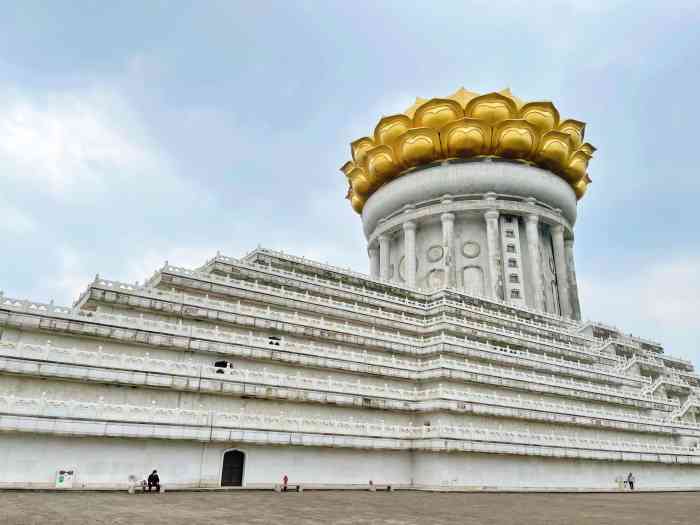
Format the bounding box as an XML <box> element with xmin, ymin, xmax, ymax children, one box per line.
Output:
<box><xmin>341</xmin><ymin>88</ymin><xmax>594</xmax><ymax>213</ymax></box>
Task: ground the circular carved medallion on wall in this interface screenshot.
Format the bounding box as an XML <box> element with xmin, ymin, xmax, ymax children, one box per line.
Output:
<box><xmin>426</xmin><ymin>245</ymin><xmax>444</xmax><ymax>263</ymax></box>
<box><xmin>462</xmin><ymin>241</ymin><xmax>481</xmax><ymax>258</ymax></box>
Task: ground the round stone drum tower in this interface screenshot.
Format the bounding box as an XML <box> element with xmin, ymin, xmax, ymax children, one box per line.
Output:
<box><xmin>341</xmin><ymin>88</ymin><xmax>595</xmax><ymax>320</ymax></box>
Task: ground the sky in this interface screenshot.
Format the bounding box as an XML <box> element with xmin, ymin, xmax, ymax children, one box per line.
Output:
<box><xmin>1</xmin><ymin>1</ymin><xmax>699</xmax><ymax>364</ymax></box>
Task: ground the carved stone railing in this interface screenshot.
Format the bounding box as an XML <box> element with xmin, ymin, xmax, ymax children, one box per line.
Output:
<box><xmin>96</xmin><ymin>274</ymin><xmax>615</xmax><ymax>368</ymax></box>
<box><xmin>0</xmin><ymin>297</ymin><xmax>667</xmax><ymax>407</ymax></box>
<box><xmin>617</xmin><ymin>355</ymin><xmax>665</xmax><ymax>372</ymax></box>
<box><xmin>213</xmin><ymin>250</ymin><xmax>578</xmax><ymax>327</ymax></box>
<box><xmin>0</xmin><ymin>342</ymin><xmax>681</xmax><ymax>424</ymax></box>
<box><xmin>578</xmin><ymin>321</ymin><xmax>663</xmax><ymax>349</ymax></box>
<box><xmin>1</xmin><ymin>327</ymin><xmax>663</xmax><ymax>406</ymax></box>
<box><xmin>672</xmin><ymin>397</ymin><xmax>700</xmax><ymax>419</ymax></box>
<box><xmin>0</xmin><ymin>393</ymin><xmax>696</xmax><ymax>458</ymax></box>
<box><xmin>156</xmin><ymin>266</ymin><xmax>609</xmax><ymax>359</ymax></box>
<box><xmin>2</xmin><ymin>289</ymin><xmax>623</xmax><ymax>378</ymax></box>
<box><xmin>643</xmin><ymin>375</ymin><xmax>692</xmax><ymax>395</ymax></box>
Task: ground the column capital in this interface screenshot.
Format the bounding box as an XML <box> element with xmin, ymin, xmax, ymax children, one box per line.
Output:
<box><xmin>484</xmin><ymin>191</ymin><xmax>497</xmax><ymax>202</ymax></box>
<box><xmin>484</xmin><ymin>209</ymin><xmax>500</xmax><ymax>221</ymax></box>
<box><xmin>564</xmin><ymin>238</ymin><xmax>575</xmax><ymax>248</ymax></box>
<box><xmin>525</xmin><ymin>213</ymin><xmax>539</xmax><ymax>225</ymax></box>
<box><xmin>551</xmin><ymin>224</ymin><xmax>565</xmax><ymax>236</ymax></box>
<box><xmin>378</xmin><ymin>233</ymin><xmax>390</xmax><ymax>243</ymax></box>
<box><xmin>367</xmin><ymin>245</ymin><xmax>379</xmax><ymax>255</ymax></box>
<box><xmin>402</xmin><ymin>220</ymin><xmax>416</xmax><ymax>232</ymax></box>
<box><xmin>440</xmin><ymin>212</ymin><xmax>455</xmax><ymax>223</ymax></box>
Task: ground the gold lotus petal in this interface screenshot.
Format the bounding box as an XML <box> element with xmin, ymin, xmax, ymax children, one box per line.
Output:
<box><xmin>343</xmin><ymin>88</ymin><xmax>596</xmax><ymax>211</ymax></box>
<box><xmin>348</xmin><ymin>166</ymin><xmax>371</xmax><ymax>195</ymax></box>
<box><xmin>498</xmin><ymin>88</ymin><xmax>524</xmax><ymax>109</ymax></box>
<box><xmin>520</xmin><ymin>102</ymin><xmax>560</xmax><ymax>133</ymax></box>
<box><xmin>465</xmin><ymin>93</ymin><xmax>518</xmax><ymax>126</ymax></box>
<box><xmin>536</xmin><ymin>130</ymin><xmax>572</xmax><ymax>171</ymax></box>
<box><xmin>558</xmin><ymin>119</ymin><xmax>586</xmax><ymax>149</ymax></box>
<box><xmin>447</xmin><ymin>87</ymin><xmax>479</xmax><ymax>108</ymax></box>
<box><xmin>351</xmin><ymin>193</ymin><xmax>366</xmax><ymax>213</ymax></box>
<box><xmin>580</xmin><ymin>142</ymin><xmax>597</xmax><ymax>156</ymax></box>
<box><xmin>413</xmin><ymin>98</ymin><xmax>464</xmax><ymax>130</ymax></box>
<box><xmin>573</xmin><ymin>177</ymin><xmax>589</xmax><ymax>199</ymax></box>
<box><xmin>395</xmin><ymin>128</ymin><xmax>442</xmax><ymax>169</ymax></box>
<box><xmin>564</xmin><ymin>150</ymin><xmax>592</xmax><ymax>184</ymax></box>
<box><xmin>374</xmin><ymin>114</ymin><xmax>412</xmax><ymax>148</ymax></box>
<box><xmin>493</xmin><ymin>119</ymin><xmax>538</xmax><ymax>159</ymax></box>
<box><xmin>340</xmin><ymin>161</ymin><xmax>355</xmax><ymax>177</ymax></box>
<box><xmin>351</xmin><ymin>137</ymin><xmax>375</xmax><ymax>167</ymax></box>
<box><xmin>365</xmin><ymin>144</ymin><xmax>399</xmax><ymax>186</ymax></box>
<box><xmin>439</xmin><ymin>118</ymin><xmax>492</xmax><ymax>158</ymax></box>
<box><xmin>404</xmin><ymin>97</ymin><xmax>429</xmax><ymax>119</ymax></box>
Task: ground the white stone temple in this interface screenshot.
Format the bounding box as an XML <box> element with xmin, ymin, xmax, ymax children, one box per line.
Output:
<box><xmin>1</xmin><ymin>88</ymin><xmax>699</xmax><ymax>490</ymax></box>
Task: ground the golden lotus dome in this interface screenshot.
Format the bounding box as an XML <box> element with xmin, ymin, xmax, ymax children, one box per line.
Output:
<box><xmin>341</xmin><ymin>87</ymin><xmax>595</xmax><ymax>214</ymax></box>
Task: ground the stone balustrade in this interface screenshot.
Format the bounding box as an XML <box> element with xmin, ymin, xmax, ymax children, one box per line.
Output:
<box><xmin>644</xmin><ymin>374</ymin><xmax>692</xmax><ymax>395</ymax></box>
<box><xmin>211</xmin><ymin>250</ymin><xmax>578</xmax><ymax>326</ymax></box>
<box><xmin>672</xmin><ymin>397</ymin><xmax>700</xmax><ymax>419</ymax></box>
<box><xmin>0</xmin><ymin>393</ymin><xmax>696</xmax><ymax>458</ymax></box>
<box><xmin>3</xmin><ymin>288</ymin><xmax>621</xmax><ymax>375</ymax></box>
<box><xmin>618</xmin><ymin>354</ymin><xmax>666</xmax><ymax>372</ymax></box>
<box><xmin>0</xmin><ymin>295</ymin><xmax>669</xmax><ymax>406</ymax></box>
<box><xmin>0</xmin><ymin>342</ymin><xmax>685</xmax><ymax>429</ymax></box>
<box><xmin>0</xmin><ymin>317</ymin><xmax>663</xmax><ymax>406</ymax></box>
<box><xmin>156</xmin><ymin>266</ymin><xmax>610</xmax><ymax>359</ymax></box>
<box><xmin>579</xmin><ymin>320</ymin><xmax>663</xmax><ymax>349</ymax></box>
<box><xmin>18</xmin><ymin>280</ymin><xmax>633</xmax><ymax>385</ymax></box>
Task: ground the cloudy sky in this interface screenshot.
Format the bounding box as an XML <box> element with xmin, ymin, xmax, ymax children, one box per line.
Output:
<box><xmin>1</xmin><ymin>1</ymin><xmax>698</xmax><ymax>363</ymax></box>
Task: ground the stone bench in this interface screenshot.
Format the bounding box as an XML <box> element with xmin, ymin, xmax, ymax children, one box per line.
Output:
<box><xmin>128</xmin><ymin>480</ymin><xmax>165</xmax><ymax>494</ymax></box>
<box><xmin>274</xmin><ymin>484</ymin><xmax>303</xmax><ymax>493</ymax></box>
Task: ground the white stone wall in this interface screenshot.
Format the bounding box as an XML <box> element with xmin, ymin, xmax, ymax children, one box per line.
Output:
<box><xmin>0</xmin><ymin>435</ymin><xmax>412</xmax><ymax>489</ymax></box>
<box><xmin>412</xmin><ymin>452</ymin><xmax>700</xmax><ymax>490</ymax></box>
<box><xmin>2</xmin><ymin>434</ymin><xmax>698</xmax><ymax>490</ymax></box>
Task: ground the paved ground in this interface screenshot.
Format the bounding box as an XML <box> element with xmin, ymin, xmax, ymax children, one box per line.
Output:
<box><xmin>1</xmin><ymin>490</ymin><xmax>699</xmax><ymax>525</ymax></box>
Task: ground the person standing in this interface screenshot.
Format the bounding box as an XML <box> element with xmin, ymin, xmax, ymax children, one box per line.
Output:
<box><xmin>147</xmin><ymin>470</ymin><xmax>160</xmax><ymax>492</ymax></box>
<box><xmin>627</xmin><ymin>472</ymin><xmax>635</xmax><ymax>491</ymax></box>
<box><xmin>282</xmin><ymin>474</ymin><xmax>288</xmax><ymax>492</ymax></box>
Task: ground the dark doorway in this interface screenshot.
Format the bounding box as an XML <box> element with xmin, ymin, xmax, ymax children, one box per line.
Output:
<box><xmin>221</xmin><ymin>450</ymin><xmax>245</xmax><ymax>486</ymax></box>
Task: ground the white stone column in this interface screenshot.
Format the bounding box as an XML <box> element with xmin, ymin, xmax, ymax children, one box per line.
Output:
<box><xmin>378</xmin><ymin>234</ymin><xmax>391</xmax><ymax>281</ymax></box>
<box><xmin>551</xmin><ymin>224</ymin><xmax>571</xmax><ymax>318</ymax></box>
<box><xmin>525</xmin><ymin>213</ymin><xmax>544</xmax><ymax>311</ymax></box>
<box><xmin>403</xmin><ymin>221</ymin><xmax>416</xmax><ymax>287</ymax></box>
<box><xmin>565</xmin><ymin>238</ymin><xmax>582</xmax><ymax>320</ymax></box>
<box><xmin>441</xmin><ymin>212</ymin><xmax>456</xmax><ymax>287</ymax></box>
<box><xmin>368</xmin><ymin>244</ymin><xmax>380</xmax><ymax>279</ymax></box>
<box><xmin>484</xmin><ymin>209</ymin><xmax>502</xmax><ymax>299</ymax></box>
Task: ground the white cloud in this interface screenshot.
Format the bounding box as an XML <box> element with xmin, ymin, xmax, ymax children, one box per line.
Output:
<box><xmin>0</xmin><ymin>85</ymin><xmax>168</xmax><ymax>197</ymax></box>
<box><xmin>579</xmin><ymin>253</ymin><xmax>700</xmax><ymax>362</ymax></box>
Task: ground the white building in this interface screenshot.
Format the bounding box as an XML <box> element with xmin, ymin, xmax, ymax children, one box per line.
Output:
<box><xmin>1</xmin><ymin>88</ymin><xmax>699</xmax><ymax>490</ymax></box>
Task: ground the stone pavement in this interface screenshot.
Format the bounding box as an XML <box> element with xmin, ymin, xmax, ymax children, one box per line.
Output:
<box><xmin>1</xmin><ymin>490</ymin><xmax>698</xmax><ymax>525</ymax></box>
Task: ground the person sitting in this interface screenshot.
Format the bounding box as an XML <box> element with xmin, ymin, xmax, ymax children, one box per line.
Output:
<box><xmin>147</xmin><ymin>470</ymin><xmax>160</xmax><ymax>492</ymax></box>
